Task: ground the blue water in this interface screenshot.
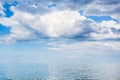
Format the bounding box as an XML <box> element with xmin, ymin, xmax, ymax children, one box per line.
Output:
<box><xmin>0</xmin><ymin>63</ymin><xmax>120</xmax><ymax>80</ymax></box>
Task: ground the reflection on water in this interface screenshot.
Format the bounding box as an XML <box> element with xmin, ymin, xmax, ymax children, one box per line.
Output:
<box><xmin>0</xmin><ymin>63</ymin><xmax>120</xmax><ymax>80</ymax></box>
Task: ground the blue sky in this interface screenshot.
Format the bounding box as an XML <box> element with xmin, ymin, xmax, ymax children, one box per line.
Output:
<box><xmin>0</xmin><ymin>0</ymin><xmax>120</xmax><ymax>63</ymax></box>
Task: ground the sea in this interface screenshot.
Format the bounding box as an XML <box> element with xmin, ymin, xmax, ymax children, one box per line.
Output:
<box><xmin>0</xmin><ymin>62</ymin><xmax>120</xmax><ymax>80</ymax></box>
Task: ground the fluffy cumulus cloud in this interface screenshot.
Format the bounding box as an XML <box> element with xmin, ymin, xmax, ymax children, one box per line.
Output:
<box><xmin>0</xmin><ymin>0</ymin><xmax>120</xmax><ymax>44</ymax></box>
<box><xmin>90</xmin><ymin>20</ymin><xmax>120</xmax><ymax>40</ymax></box>
<box><xmin>0</xmin><ymin>8</ymin><xmax>91</xmax><ymax>42</ymax></box>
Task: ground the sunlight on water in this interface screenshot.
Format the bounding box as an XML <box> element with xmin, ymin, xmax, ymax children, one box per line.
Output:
<box><xmin>0</xmin><ymin>63</ymin><xmax>120</xmax><ymax>80</ymax></box>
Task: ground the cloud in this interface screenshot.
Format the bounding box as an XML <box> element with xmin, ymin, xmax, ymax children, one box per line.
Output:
<box><xmin>90</xmin><ymin>20</ymin><xmax>120</xmax><ymax>40</ymax></box>
<box><xmin>49</xmin><ymin>0</ymin><xmax>93</xmax><ymax>10</ymax></box>
<box><xmin>0</xmin><ymin>0</ymin><xmax>120</xmax><ymax>44</ymax></box>
<box><xmin>0</xmin><ymin>7</ymin><xmax>95</xmax><ymax>43</ymax></box>
<box><xmin>1</xmin><ymin>0</ymin><xmax>120</xmax><ymax>22</ymax></box>
<box><xmin>39</xmin><ymin>10</ymin><xmax>89</xmax><ymax>38</ymax></box>
<box><xmin>0</xmin><ymin>2</ymin><xmax>5</xmax><ymax>16</ymax></box>
<box><xmin>0</xmin><ymin>7</ymin><xmax>120</xmax><ymax>43</ymax></box>
<box><xmin>48</xmin><ymin>41</ymin><xmax>120</xmax><ymax>52</ymax></box>
<box><xmin>83</xmin><ymin>0</ymin><xmax>120</xmax><ymax>21</ymax></box>
<box><xmin>0</xmin><ymin>0</ymin><xmax>94</xmax><ymax>14</ymax></box>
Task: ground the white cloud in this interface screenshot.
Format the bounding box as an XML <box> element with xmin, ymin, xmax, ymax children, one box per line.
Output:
<box><xmin>0</xmin><ymin>6</ymin><xmax>94</xmax><ymax>43</ymax></box>
<box><xmin>0</xmin><ymin>7</ymin><xmax>36</xmax><ymax>43</ymax></box>
<box><xmin>0</xmin><ymin>0</ymin><xmax>93</xmax><ymax>13</ymax></box>
<box><xmin>0</xmin><ymin>0</ymin><xmax>120</xmax><ymax>43</ymax></box>
<box><xmin>39</xmin><ymin>10</ymin><xmax>87</xmax><ymax>37</ymax></box>
<box><xmin>83</xmin><ymin>0</ymin><xmax>120</xmax><ymax>21</ymax></box>
<box><xmin>1</xmin><ymin>0</ymin><xmax>120</xmax><ymax>22</ymax></box>
<box><xmin>0</xmin><ymin>6</ymin><xmax>120</xmax><ymax>43</ymax></box>
<box><xmin>90</xmin><ymin>20</ymin><xmax>120</xmax><ymax>40</ymax></box>
<box><xmin>0</xmin><ymin>2</ymin><xmax>5</xmax><ymax>16</ymax></box>
<box><xmin>48</xmin><ymin>41</ymin><xmax>120</xmax><ymax>52</ymax></box>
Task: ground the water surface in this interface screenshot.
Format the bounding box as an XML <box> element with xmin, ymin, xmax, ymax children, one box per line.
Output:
<box><xmin>0</xmin><ymin>63</ymin><xmax>120</xmax><ymax>80</ymax></box>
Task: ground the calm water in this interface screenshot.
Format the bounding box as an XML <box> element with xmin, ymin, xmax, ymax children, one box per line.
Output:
<box><xmin>0</xmin><ymin>63</ymin><xmax>120</xmax><ymax>80</ymax></box>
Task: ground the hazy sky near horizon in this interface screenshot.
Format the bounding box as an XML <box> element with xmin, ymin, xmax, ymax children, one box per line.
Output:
<box><xmin>0</xmin><ymin>0</ymin><xmax>120</xmax><ymax>63</ymax></box>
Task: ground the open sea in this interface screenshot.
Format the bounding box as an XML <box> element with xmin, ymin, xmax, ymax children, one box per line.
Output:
<box><xmin>0</xmin><ymin>62</ymin><xmax>120</xmax><ymax>80</ymax></box>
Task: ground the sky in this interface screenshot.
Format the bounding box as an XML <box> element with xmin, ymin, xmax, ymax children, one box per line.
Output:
<box><xmin>0</xmin><ymin>0</ymin><xmax>120</xmax><ymax>63</ymax></box>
